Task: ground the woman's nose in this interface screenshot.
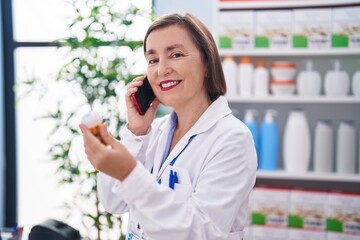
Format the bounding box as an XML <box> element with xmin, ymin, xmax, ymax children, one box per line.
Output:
<box><xmin>157</xmin><ymin>59</ymin><xmax>171</xmax><ymax>77</ymax></box>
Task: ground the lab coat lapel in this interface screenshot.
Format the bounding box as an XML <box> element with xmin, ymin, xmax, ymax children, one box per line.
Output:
<box><xmin>157</xmin><ymin>132</ymin><xmax>193</xmax><ymax>178</ymax></box>
<box><xmin>157</xmin><ymin>96</ymin><xmax>232</xmax><ymax>178</ymax></box>
<box><xmin>152</xmin><ymin>118</ymin><xmax>172</xmax><ymax>178</ymax></box>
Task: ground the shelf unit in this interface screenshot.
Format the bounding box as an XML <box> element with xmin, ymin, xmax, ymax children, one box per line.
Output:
<box><xmin>227</xmin><ymin>96</ymin><xmax>360</xmax><ymax>104</ymax></box>
<box><xmin>257</xmin><ymin>170</ymin><xmax>360</xmax><ymax>183</ymax></box>
<box><xmin>219</xmin><ymin>48</ymin><xmax>360</xmax><ymax>57</ymax></box>
<box><xmin>215</xmin><ymin>0</ymin><xmax>360</xmax><ymax>193</ymax></box>
<box><xmin>218</xmin><ymin>0</ymin><xmax>360</xmax><ymax>9</ymax></box>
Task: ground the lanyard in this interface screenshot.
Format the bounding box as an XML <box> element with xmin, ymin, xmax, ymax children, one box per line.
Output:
<box><xmin>151</xmin><ymin>134</ymin><xmax>196</xmax><ymax>186</ymax></box>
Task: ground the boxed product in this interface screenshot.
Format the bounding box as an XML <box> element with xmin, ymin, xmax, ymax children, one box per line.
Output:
<box><xmin>218</xmin><ymin>10</ymin><xmax>255</xmax><ymax>49</ymax></box>
<box><xmin>255</xmin><ymin>10</ymin><xmax>292</xmax><ymax>49</ymax></box>
<box><xmin>288</xmin><ymin>190</ymin><xmax>327</xmax><ymax>231</ymax></box>
<box><xmin>251</xmin><ymin>225</ymin><xmax>288</xmax><ymax>240</ymax></box>
<box><xmin>288</xmin><ymin>228</ymin><xmax>326</xmax><ymax>240</ymax></box>
<box><xmin>250</xmin><ymin>187</ymin><xmax>289</xmax><ymax>227</ymax></box>
<box><xmin>327</xmin><ymin>231</ymin><xmax>360</xmax><ymax>240</ymax></box>
<box><xmin>332</xmin><ymin>6</ymin><xmax>360</xmax><ymax>48</ymax></box>
<box><xmin>293</xmin><ymin>8</ymin><xmax>332</xmax><ymax>49</ymax></box>
<box><xmin>327</xmin><ymin>192</ymin><xmax>360</xmax><ymax>236</ymax></box>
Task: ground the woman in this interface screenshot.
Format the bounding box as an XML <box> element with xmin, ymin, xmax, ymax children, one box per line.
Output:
<box><xmin>79</xmin><ymin>13</ymin><xmax>257</xmax><ymax>240</ymax></box>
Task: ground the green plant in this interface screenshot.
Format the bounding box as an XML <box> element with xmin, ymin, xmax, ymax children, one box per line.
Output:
<box><xmin>18</xmin><ymin>0</ymin><xmax>153</xmax><ymax>239</ymax></box>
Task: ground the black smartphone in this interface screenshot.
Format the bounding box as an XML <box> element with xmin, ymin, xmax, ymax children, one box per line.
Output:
<box><xmin>131</xmin><ymin>76</ymin><xmax>156</xmax><ymax>115</ymax></box>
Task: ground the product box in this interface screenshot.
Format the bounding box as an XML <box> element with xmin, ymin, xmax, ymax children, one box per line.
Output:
<box><xmin>255</xmin><ymin>10</ymin><xmax>292</xmax><ymax>49</ymax></box>
<box><xmin>218</xmin><ymin>10</ymin><xmax>255</xmax><ymax>49</ymax></box>
<box><xmin>293</xmin><ymin>8</ymin><xmax>332</xmax><ymax>49</ymax></box>
<box><xmin>288</xmin><ymin>190</ymin><xmax>327</xmax><ymax>231</ymax></box>
<box><xmin>250</xmin><ymin>187</ymin><xmax>289</xmax><ymax>227</ymax></box>
<box><xmin>332</xmin><ymin>7</ymin><xmax>360</xmax><ymax>48</ymax></box>
<box><xmin>251</xmin><ymin>225</ymin><xmax>288</xmax><ymax>240</ymax></box>
<box><xmin>327</xmin><ymin>231</ymin><xmax>360</xmax><ymax>240</ymax></box>
<box><xmin>327</xmin><ymin>192</ymin><xmax>360</xmax><ymax>236</ymax></box>
<box><xmin>287</xmin><ymin>228</ymin><xmax>326</xmax><ymax>240</ymax></box>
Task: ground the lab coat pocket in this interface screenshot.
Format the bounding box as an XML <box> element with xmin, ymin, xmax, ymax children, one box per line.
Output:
<box><xmin>174</xmin><ymin>183</ymin><xmax>192</xmax><ymax>202</ymax></box>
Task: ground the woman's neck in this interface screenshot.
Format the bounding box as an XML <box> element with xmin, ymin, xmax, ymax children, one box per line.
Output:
<box><xmin>169</xmin><ymin>97</ymin><xmax>211</xmax><ymax>151</ymax></box>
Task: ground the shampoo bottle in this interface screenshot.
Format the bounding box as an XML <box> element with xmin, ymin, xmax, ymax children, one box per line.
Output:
<box><xmin>253</xmin><ymin>58</ymin><xmax>270</xmax><ymax>96</ymax></box>
<box><xmin>283</xmin><ymin>109</ymin><xmax>311</xmax><ymax>173</ymax></box>
<box><xmin>259</xmin><ymin>110</ymin><xmax>279</xmax><ymax>171</ymax></box>
<box><xmin>244</xmin><ymin>109</ymin><xmax>259</xmax><ymax>156</ymax></box>
<box><xmin>297</xmin><ymin>60</ymin><xmax>322</xmax><ymax>96</ymax></box>
<box><xmin>237</xmin><ymin>56</ymin><xmax>254</xmax><ymax>96</ymax></box>
<box><xmin>313</xmin><ymin>120</ymin><xmax>334</xmax><ymax>173</ymax></box>
<box><xmin>352</xmin><ymin>69</ymin><xmax>360</xmax><ymax>97</ymax></box>
<box><xmin>222</xmin><ymin>56</ymin><xmax>238</xmax><ymax>98</ymax></box>
<box><xmin>336</xmin><ymin>120</ymin><xmax>357</xmax><ymax>174</ymax></box>
<box><xmin>324</xmin><ymin>60</ymin><xmax>350</xmax><ymax>97</ymax></box>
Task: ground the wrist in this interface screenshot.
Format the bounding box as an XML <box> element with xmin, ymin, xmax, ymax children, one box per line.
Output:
<box><xmin>117</xmin><ymin>160</ymin><xmax>137</xmax><ymax>181</ymax></box>
<box><xmin>127</xmin><ymin>124</ymin><xmax>150</xmax><ymax>136</ymax></box>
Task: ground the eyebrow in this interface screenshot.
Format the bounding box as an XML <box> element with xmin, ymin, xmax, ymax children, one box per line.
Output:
<box><xmin>145</xmin><ymin>43</ymin><xmax>185</xmax><ymax>56</ymax></box>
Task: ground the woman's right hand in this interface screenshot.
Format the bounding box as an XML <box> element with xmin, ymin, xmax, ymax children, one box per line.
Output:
<box><xmin>125</xmin><ymin>76</ymin><xmax>160</xmax><ymax>136</ymax></box>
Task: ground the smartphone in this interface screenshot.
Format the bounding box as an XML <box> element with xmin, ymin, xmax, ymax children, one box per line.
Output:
<box><xmin>131</xmin><ymin>76</ymin><xmax>156</xmax><ymax>115</ymax></box>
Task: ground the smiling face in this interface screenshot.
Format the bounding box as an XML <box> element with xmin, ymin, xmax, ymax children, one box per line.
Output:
<box><xmin>145</xmin><ymin>25</ymin><xmax>210</xmax><ymax>110</ymax></box>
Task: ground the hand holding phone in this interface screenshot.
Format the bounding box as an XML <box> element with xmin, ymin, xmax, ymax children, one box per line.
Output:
<box><xmin>130</xmin><ymin>76</ymin><xmax>156</xmax><ymax>115</ymax></box>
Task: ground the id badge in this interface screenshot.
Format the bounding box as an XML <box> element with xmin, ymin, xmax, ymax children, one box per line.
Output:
<box><xmin>127</xmin><ymin>232</ymin><xmax>141</xmax><ymax>240</ymax></box>
<box><xmin>128</xmin><ymin>219</ymin><xmax>148</xmax><ymax>240</ymax></box>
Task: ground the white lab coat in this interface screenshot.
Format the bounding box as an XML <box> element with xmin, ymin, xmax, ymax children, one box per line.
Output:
<box><xmin>98</xmin><ymin>96</ymin><xmax>257</xmax><ymax>240</ymax></box>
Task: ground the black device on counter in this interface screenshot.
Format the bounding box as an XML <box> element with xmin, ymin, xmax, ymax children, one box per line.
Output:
<box><xmin>131</xmin><ymin>76</ymin><xmax>156</xmax><ymax>115</ymax></box>
<box><xmin>28</xmin><ymin>219</ymin><xmax>81</xmax><ymax>240</ymax></box>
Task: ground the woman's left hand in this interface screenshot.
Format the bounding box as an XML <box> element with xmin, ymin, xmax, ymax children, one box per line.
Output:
<box><xmin>79</xmin><ymin>123</ymin><xmax>137</xmax><ymax>181</ymax></box>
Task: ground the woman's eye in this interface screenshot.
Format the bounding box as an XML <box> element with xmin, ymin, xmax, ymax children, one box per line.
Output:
<box><xmin>148</xmin><ymin>59</ymin><xmax>158</xmax><ymax>64</ymax></box>
<box><xmin>171</xmin><ymin>53</ymin><xmax>183</xmax><ymax>58</ymax></box>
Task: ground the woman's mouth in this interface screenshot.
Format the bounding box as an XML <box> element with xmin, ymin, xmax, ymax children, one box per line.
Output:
<box><xmin>160</xmin><ymin>80</ymin><xmax>181</xmax><ymax>91</ymax></box>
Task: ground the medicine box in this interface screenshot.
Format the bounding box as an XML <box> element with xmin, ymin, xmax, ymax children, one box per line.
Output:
<box><xmin>218</xmin><ymin>10</ymin><xmax>255</xmax><ymax>49</ymax></box>
<box><xmin>293</xmin><ymin>8</ymin><xmax>332</xmax><ymax>49</ymax></box>
<box><xmin>327</xmin><ymin>231</ymin><xmax>360</xmax><ymax>240</ymax></box>
<box><xmin>287</xmin><ymin>228</ymin><xmax>326</xmax><ymax>240</ymax></box>
<box><xmin>255</xmin><ymin>10</ymin><xmax>292</xmax><ymax>49</ymax></box>
<box><xmin>251</xmin><ymin>225</ymin><xmax>288</xmax><ymax>240</ymax></box>
<box><xmin>250</xmin><ymin>187</ymin><xmax>289</xmax><ymax>227</ymax></box>
<box><xmin>327</xmin><ymin>192</ymin><xmax>360</xmax><ymax>236</ymax></box>
<box><xmin>288</xmin><ymin>190</ymin><xmax>327</xmax><ymax>231</ymax></box>
<box><xmin>332</xmin><ymin>6</ymin><xmax>360</xmax><ymax>48</ymax></box>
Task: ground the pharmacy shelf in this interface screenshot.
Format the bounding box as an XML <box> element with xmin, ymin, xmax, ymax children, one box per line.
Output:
<box><xmin>257</xmin><ymin>170</ymin><xmax>360</xmax><ymax>183</ymax></box>
<box><xmin>219</xmin><ymin>48</ymin><xmax>360</xmax><ymax>57</ymax></box>
<box><xmin>227</xmin><ymin>96</ymin><xmax>360</xmax><ymax>104</ymax></box>
<box><xmin>218</xmin><ymin>0</ymin><xmax>360</xmax><ymax>10</ymax></box>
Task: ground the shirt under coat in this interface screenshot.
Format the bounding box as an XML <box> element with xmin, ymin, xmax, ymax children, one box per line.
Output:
<box><xmin>98</xmin><ymin>96</ymin><xmax>258</xmax><ymax>240</ymax></box>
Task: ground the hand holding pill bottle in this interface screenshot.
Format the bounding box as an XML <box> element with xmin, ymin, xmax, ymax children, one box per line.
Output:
<box><xmin>81</xmin><ymin>111</ymin><xmax>103</xmax><ymax>141</ymax></box>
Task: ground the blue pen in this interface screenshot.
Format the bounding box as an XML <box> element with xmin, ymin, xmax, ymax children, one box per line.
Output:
<box><xmin>169</xmin><ymin>170</ymin><xmax>174</xmax><ymax>189</ymax></box>
<box><xmin>174</xmin><ymin>171</ymin><xmax>179</xmax><ymax>187</ymax></box>
<box><xmin>169</xmin><ymin>170</ymin><xmax>179</xmax><ymax>190</ymax></box>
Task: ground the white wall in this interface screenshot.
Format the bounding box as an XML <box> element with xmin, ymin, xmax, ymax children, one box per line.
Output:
<box><xmin>153</xmin><ymin>0</ymin><xmax>215</xmax><ymax>31</ymax></box>
<box><xmin>0</xmin><ymin>3</ymin><xmax>5</xmax><ymax>226</ymax></box>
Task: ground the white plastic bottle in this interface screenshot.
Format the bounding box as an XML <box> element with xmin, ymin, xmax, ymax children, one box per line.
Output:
<box><xmin>313</xmin><ymin>120</ymin><xmax>334</xmax><ymax>173</ymax></box>
<box><xmin>324</xmin><ymin>60</ymin><xmax>350</xmax><ymax>97</ymax></box>
<box><xmin>222</xmin><ymin>56</ymin><xmax>238</xmax><ymax>98</ymax></box>
<box><xmin>352</xmin><ymin>69</ymin><xmax>360</xmax><ymax>97</ymax></box>
<box><xmin>283</xmin><ymin>109</ymin><xmax>311</xmax><ymax>173</ymax></box>
<box><xmin>237</xmin><ymin>56</ymin><xmax>254</xmax><ymax>96</ymax></box>
<box><xmin>253</xmin><ymin>58</ymin><xmax>269</xmax><ymax>96</ymax></box>
<box><xmin>243</xmin><ymin>109</ymin><xmax>259</xmax><ymax>156</ymax></box>
<box><xmin>297</xmin><ymin>60</ymin><xmax>322</xmax><ymax>96</ymax></box>
<box><xmin>336</xmin><ymin>120</ymin><xmax>357</xmax><ymax>174</ymax></box>
<box><xmin>358</xmin><ymin>134</ymin><xmax>360</xmax><ymax>174</ymax></box>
